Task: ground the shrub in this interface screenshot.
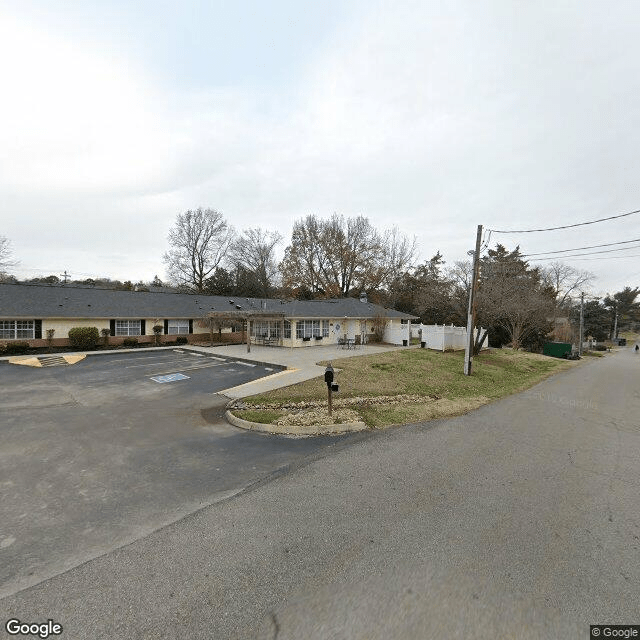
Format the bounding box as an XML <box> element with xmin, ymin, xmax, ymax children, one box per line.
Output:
<box><xmin>100</xmin><ymin>328</ymin><xmax>111</xmax><ymax>347</ymax></box>
<box><xmin>5</xmin><ymin>341</ymin><xmax>30</xmax><ymax>355</ymax></box>
<box><xmin>152</xmin><ymin>324</ymin><xmax>163</xmax><ymax>346</ymax></box>
<box><xmin>68</xmin><ymin>327</ymin><xmax>100</xmax><ymax>350</ymax></box>
<box><xmin>122</xmin><ymin>337</ymin><xmax>138</xmax><ymax>347</ymax></box>
<box><xmin>176</xmin><ymin>336</ymin><xmax>188</xmax><ymax>345</ymax></box>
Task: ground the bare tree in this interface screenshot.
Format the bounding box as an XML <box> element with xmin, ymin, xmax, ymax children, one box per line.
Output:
<box><xmin>478</xmin><ymin>269</ymin><xmax>554</xmax><ymax>349</ymax></box>
<box><xmin>227</xmin><ymin>228</ymin><xmax>283</xmax><ymax>296</ymax></box>
<box><xmin>0</xmin><ymin>236</ymin><xmax>17</xmax><ymax>273</ymax></box>
<box><xmin>320</xmin><ymin>215</ymin><xmax>385</xmax><ymax>295</ymax></box>
<box><xmin>380</xmin><ymin>226</ymin><xmax>418</xmax><ymax>289</ymax></box>
<box><xmin>163</xmin><ymin>208</ymin><xmax>235</xmax><ymax>293</ymax></box>
<box><xmin>278</xmin><ymin>216</ymin><xmax>318</xmax><ymax>296</ymax></box>
<box><xmin>476</xmin><ymin>245</ymin><xmax>554</xmax><ymax>350</ymax></box>
<box><xmin>280</xmin><ymin>214</ymin><xmax>415</xmax><ymax>297</ymax></box>
<box><xmin>542</xmin><ymin>262</ymin><xmax>594</xmax><ymax>311</ymax></box>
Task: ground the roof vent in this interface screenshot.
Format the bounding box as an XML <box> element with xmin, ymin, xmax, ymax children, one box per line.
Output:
<box><xmin>360</xmin><ymin>291</ymin><xmax>368</xmax><ymax>303</ymax></box>
<box><xmin>236</xmin><ymin>305</ymin><xmax>242</xmax><ymax>310</ymax></box>
<box><xmin>229</xmin><ymin>300</ymin><xmax>234</xmax><ymax>304</ymax></box>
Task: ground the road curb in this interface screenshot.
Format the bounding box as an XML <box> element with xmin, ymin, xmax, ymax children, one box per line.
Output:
<box><xmin>224</xmin><ymin>407</ymin><xmax>368</xmax><ymax>437</ymax></box>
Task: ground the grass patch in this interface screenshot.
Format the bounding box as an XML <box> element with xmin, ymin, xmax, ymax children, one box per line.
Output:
<box><xmin>242</xmin><ymin>348</ymin><xmax>573</xmax><ymax>428</ymax></box>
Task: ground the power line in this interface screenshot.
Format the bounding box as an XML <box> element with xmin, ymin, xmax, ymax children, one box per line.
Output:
<box><xmin>488</xmin><ymin>207</ymin><xmax>640</xmax><ymax>234</ymax></box>
<box><xmin>479</xmin><ymin>229</ymin><xmax>492</xmax><ymax>253</ymax></box>
<box><xmin>561</xmin><ymin>253</ymin><xmax>640</xmax><ymax>262</ymax></box>
<box><xmin>521</xmin><ymin>237</ymin><xmax>640</xmax><ymax>257</ymax></box>
<box><xmin>528</xmin><ymin>245</ymin><xmax>640</xmax><ymax>261</ymax></box>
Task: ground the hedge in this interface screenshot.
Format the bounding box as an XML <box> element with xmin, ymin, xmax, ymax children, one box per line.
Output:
<box><xmin>68</xmin><ymin>327</ymin><xmax>100</xmax><ymax>349</ymax></box>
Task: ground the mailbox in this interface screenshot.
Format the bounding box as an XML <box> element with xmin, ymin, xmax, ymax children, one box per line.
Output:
<box><xmin>331</xmin><ymin>383</ymin><xmax>339</xmax><ymax>392</ymax></box>
<box><xmin>324</xmin><ymin>364</ymin><xmax>334</xmax><ymax>385</ymax></box>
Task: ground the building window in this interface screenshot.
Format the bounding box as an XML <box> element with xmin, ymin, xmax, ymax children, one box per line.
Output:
<box><xmin>0</xmin><ymin>320</ymin><xmax>35</xmax><ymax>340</ymax></box>
<box><xmin>167</xmin><ymin>320</ymin><xmax>189</xmax><ymax>335</ymax></box>
<box><xmin>295</xmin><ymin>319</ymin><xmax>327</xmax><ymax>339</ymax></box>
<box><xmin>115</xmin><ymin>320</ymin><xmax>141</xmax><ymax>336</ymax></box>
<box><xmin>251</xmin><ymin>320</ymin><xmax>281</xmax><ymax>339</ymax></box>
<box><xmin>284</xmin><ymin>320</ymin><xmax>291</xmax><ymax>338</ymax></box>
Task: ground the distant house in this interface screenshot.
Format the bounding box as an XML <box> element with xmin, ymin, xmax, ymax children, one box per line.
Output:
<box><xmin>0</xmin><ymin>284</ymin><xmax>416</xmax><ymax>348</ymax></box>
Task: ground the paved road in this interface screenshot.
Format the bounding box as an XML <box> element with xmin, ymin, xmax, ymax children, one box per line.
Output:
<box><xmin>1</xmin><ymin>348</ymin><xmax>638</xmax><ymax>639</ymax></box>
<box><xmin>0</xmin><ymin>350</ymin><xmax>359</xmax><ymax>600</ymax></box>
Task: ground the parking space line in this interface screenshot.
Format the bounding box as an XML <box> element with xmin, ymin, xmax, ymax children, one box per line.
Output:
<box><xmin>123</xmin><ymin>358</ymin><xmax>197</xmax><ymax>369</ymax></box>
<box><xmin>98</xmin><ymin>355</ymin><xmax>192</xmax><ymax>367</ymax></box>
<box><xmin>148</xmin><ymin>362</ymin><xmax>228</xmax><ymax>376</ymax></box>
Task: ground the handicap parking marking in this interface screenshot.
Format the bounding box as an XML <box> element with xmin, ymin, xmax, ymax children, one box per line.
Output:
<box><xmin>150</xmin><ymin>373</ymin><xmax>190</xmax><ymax>384</ymax></box>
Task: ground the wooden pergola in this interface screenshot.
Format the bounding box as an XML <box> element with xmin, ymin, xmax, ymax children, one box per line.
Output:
<box><xmin>204</xmin><ymin>310</ymin><xmax>287</xmax><ymax>352</ymax></box>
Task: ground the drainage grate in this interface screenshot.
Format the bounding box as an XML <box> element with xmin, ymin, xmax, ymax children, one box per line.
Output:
<box><xmin>37</xmin><ymin>356</ymin><xmax>69</xmax><ymax>367</ymax></box>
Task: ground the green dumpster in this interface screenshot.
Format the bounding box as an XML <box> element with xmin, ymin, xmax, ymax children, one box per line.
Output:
<box><xmin>543</xmin><ymin>342</ymin><xmax>572</xmax><ymax>358</ymax></box>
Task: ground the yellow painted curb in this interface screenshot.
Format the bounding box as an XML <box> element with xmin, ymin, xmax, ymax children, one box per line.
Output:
<box><xmin>8</xmin><ymin>354</ymin><xmax>86</xmax><ymax>367</ymax></box>
<box><xmin>225</xmin><ymin>409</ymin><xmax>368</xmax><ymax>437</ymax></box>
<box><xmin>9</xmin><ymin>357</ymin><xmax>42</xmax><ymax>367</ymax></box>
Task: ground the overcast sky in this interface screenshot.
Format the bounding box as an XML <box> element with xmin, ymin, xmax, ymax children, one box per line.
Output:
<box><xmin>1</xmin><ymin>0</ymin><xmax>639</xmax><ymax>295</ymax></box>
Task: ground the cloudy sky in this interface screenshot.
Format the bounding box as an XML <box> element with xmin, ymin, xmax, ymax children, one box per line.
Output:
<box><xmin>1</xmin><ymin>0</ymin><xmax>639</xmax><ymax>295</ymax></box>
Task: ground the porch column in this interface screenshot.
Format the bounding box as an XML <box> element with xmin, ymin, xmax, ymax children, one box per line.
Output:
<box><xmin>247</xmin><ymin>318</ymin><xmax>251</xmax><ymax>353</ymax></box>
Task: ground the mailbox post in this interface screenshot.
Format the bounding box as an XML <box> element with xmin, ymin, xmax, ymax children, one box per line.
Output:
<box><xmin>324</xmin><ymin>364</ymin><xmax>334</xmax><ymax>416</ymax></box>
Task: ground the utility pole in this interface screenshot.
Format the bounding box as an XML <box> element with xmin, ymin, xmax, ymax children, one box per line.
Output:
<box><xmin>464</xmin><ymin>224</ymin><xmax>483</xmax><ymax>376</ymax></box>
<box><xmin>613</xmin><ymin>312</ymin><xmax>618</xmax><ymax>340</ymax></box>
<box><xmin>60</xmin><ymin>270</ymin><xmax>70</xmax><ymax>284</ymax></box>
<box><xmin>578</xmin><ymin>292</ymin><xmax>585</xmax><ymax>357</ymax></box>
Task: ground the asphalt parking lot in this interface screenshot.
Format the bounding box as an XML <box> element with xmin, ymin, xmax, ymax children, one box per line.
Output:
<box><xmin>0</xmin><ymin>349</ymin><xmax>360</xmax><ymax>599</ymax></box>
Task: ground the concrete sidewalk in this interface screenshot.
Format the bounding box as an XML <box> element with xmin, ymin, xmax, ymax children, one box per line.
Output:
<box><xmin>185</xmin><ymin>343</ymin><xmax>406</xmax><ymax>398</ymax></box>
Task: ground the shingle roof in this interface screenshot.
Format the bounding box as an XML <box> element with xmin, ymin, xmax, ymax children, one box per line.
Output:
<box><xmin>0</xmin><ymin>284</ymin><xmax>416</xmax><ymax>320</ymax></box>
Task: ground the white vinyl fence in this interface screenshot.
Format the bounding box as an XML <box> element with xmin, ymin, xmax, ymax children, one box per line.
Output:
<box><xmin>418</xmin><ymin>324</ymin><xmax>488</xmax><ymax>351</ymax></box>
<box><xmin>383</xmin><ymin>321</ymin><xmax>411</xmax><ymax>345</ymax></box>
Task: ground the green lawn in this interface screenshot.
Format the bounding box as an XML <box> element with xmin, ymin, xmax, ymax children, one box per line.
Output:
<box><xmin>233</xmin><ymin>348</ymin><xmax>574</xmax><ymax>429</ymax></box>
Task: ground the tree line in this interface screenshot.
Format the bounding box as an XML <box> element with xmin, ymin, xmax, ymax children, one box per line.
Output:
<box><xmin>160</xmin><ymin>208</ymin><xmax>638</xmax><ymax>349</ymax></box>
<box><xmin>1</xmin><ymin>208</ymin><xmax>638</xmax><ymax>351</ymax></box>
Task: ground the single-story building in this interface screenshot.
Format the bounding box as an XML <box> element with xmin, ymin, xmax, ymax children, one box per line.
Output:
<box><xmin>0</xmin><ymin>284</ymin><xmax>417</xmax><ymax>349</ymax></box>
